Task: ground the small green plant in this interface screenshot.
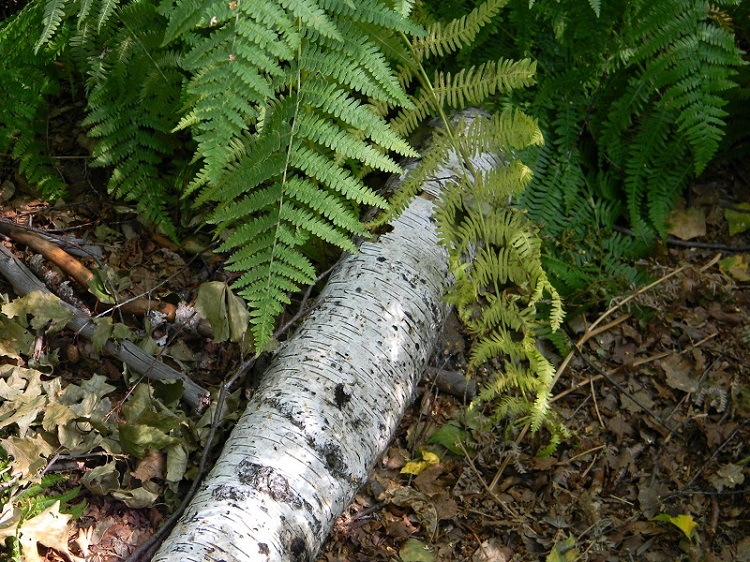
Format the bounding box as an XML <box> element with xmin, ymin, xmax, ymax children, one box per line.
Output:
<box><xmin>0</xmin><ymin>467</ymin><xmax>86</xmax><ymax>562</ymax></box>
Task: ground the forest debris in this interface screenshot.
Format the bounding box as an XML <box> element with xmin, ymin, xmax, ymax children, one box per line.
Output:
<box><xmin>0</xmin><ymin>220</ymin><xmax>177</xmax><ymax>320</ymax></box>
<box><xmin>0</xmin><ymin>245</ymin><xmax>210</xmax><ymax>411</ymax></box>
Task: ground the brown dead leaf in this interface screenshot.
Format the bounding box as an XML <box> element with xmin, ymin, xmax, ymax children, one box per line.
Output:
<box><xmin>414</xmin><ymin>463</ymin><xmax>447</xmax><ymax>496</ymax></box>
<box><xmin>613</xmin><ymin>341</ymin><xmax>637</xmax><ymax>366</ymax></box>
<box><xmin>708</xmin><ymin>463</ymin><xmax>745</xmax><ymax>492</ymax></box>
<box><xmin>382</xmin><ymin>446</ymin><xmax>410</xmax><ymax>470</ymax></box>
<box><xmin>659</xmin><ymin>354</ymin><xmax>700</xmax><ymax>393</ymax></box>
<box><xmin>707</xmin><ymin>301</ymin><xmax>742</xmax><ymax>324</ymax></box>
<box><xmin>471</xmin><ymin>538</ymin><xmax>512</xmax><ymax>562</ymax></box>
<box><xmin>432</xmin><ymin>491</ymin><xmax>458</xmax><ymax>520</ymax></box>
<box><xmin>528</xmin><ymin>456</ymin><xmax>557</xmax><ymax>471</ymax></box>
<box><xmin>131</xmin><ymin>449</ymin><xmax>166</xmax><ymax>482</ymax></box>
<box><xmin>605</xmin><ymin>413</ymin><xmax>633</xmax><ymax>445</ymax></box>
<box><xmin>621</xmin><ymin>387</ymin><xmax>655</xmax><ymax>413</ymax></box>
<box><xmin>667</xmin><ymin>208</ymin><xmax>706</xmax><ymax>240</ymax></box>
<box><xmin>637</xmin><ymin>478</ymin><xmax>670</xmax><ymax>518</ymax></box>
<box><xmin>386</xmin><ymin>513</ymin><xmax>419</xmax><ymax>540</ymax></box>
<box><xmin>385</xmin><ymin>486</ymin><xmax>438</xmax><ymax>536</ymax></box>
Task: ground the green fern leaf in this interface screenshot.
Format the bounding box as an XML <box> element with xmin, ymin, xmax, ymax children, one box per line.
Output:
<box><xmin>320</xmin><ymin>0</ymin><xmax>425</xmax><ymax>36</ymax></box>
<box><xmin>432</xmin><ymin>59</ymin><xmax>537</xmax><ymax>109</ymax></box>
<box><xmin>302</xmin><ymin>81</ymin><xmax>418</xmax><ymax>157</ymax></box>
<box><xmin>96</xmin><ymin>0</ymin><xmax>121</xmax><ymax>31</ymax></box>
<box><xmin>413</xmin><ymin>0</ymin><xmax>510</xmax><ymax>59</ymax></box>
<box><xmin>290</xmin><ymin>144</ymin><xmax>388</xmax><ymax>208</ymax></box>
<box><xmin>76</xmin><ymin>0</ymin><xmax>95</xmax><ymax>28</ymax></box>
<box><xmin>281</xmin><ymin>0</ymin><xmax>342</xmax><ymax>41</ymax></box>
<box><xmin>296</xmin><ymin>113</ymin><xmax>402</xmax><ymax>173</ymax></box>
<box><xmin>160</xmin><ymin>0</ymin><xmax>212</xmax><ymax>46</ymax></box>
<box><xmin>77</xmin><ymin>0</ymin><xmax>183</xmax><ymax>236</ymax></box>
<box><xmin>35</xmin><ymin>0</ymin><xmax>68</xmax><ymax>52</ymax></box>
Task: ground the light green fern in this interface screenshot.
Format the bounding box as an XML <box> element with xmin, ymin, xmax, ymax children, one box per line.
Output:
<box><xmin>378</xmin><ymin>0</ymin><xmax>569</xmax><ymax>451</ymax></box>
<box><xmin>433</xmin><ymin>115</ymin><xmax>567</xmax><ymax>448</ymax></box>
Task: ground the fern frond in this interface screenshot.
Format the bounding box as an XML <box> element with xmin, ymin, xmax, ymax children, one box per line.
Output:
<box><xmin>368</xmin><ymin>126</ymin><xmax>455</xmax><ymax>226</ymax></box>
<box><xmin>388</xmin><ymin>90</ymin><xmax>440</xmax><ymax>137</ymax></box>
<box><xmin>305</xmin><ymin>22</ymin><xmax>412</xmax><ymax>106</ymax></box>
<box><xmin>79</xmin><ymin>0</ymin><xmax>183</xmax><ymax>236</ymax></box>
<box><xmin>412</xmin><ymin>0</ymin><xmax>509</xmax><ymax>60</ymax></box>
<box><xmin>459</xmin><ymin>109</ymin><xmax>544</xmax><ymax>155</ymax></box>
<box><xmin>320</xmin><ymin>0</ymin><xmax>425</xmax><ymax>36</ymax></box>
<box><xmin>432</xmin><ymin>59</ymin><xmax>537</xmax><ymax>109</ymax></box>
<box><xmin>35</xmin><ymin>0</ymin><xmax>69</xmax><ymax>51</ymax></box>
<box><xmin>295</xmin><ymin>113</ymin><xmax>402</xmax><ymax>173</ymax></box>
<box><xmin>186</xmin><ymin>0</ymin><xmax>417</xmax><ymax>350</ymax></box>
<box><xmin>95</xmin><ymin>0</ymin><xmax>121</xmax><ymax>31</ymax></box>
<box><xmin>175</xmin><ymin>2</ymin><xmax>295</xmax><ymax>194</ymax></box>
<box><xmin>302</xmin><ymin>81</ymin><xmax>417</xmax><ymax>157</ymax></box>
<box><xmin>290</xmin><ymin>144</ymin><xmax>388</xmax><ymax>208</ymax></box>
<box><xmin>281</xmin><ymin>0</ymin><xmax>342</xmax><ymax>41</ymax></box>
<box><xmin>2</xmin><ymin>1</ymin><xmax>67</xmax><ymax>199</ymax></box>
<box><xmin>285</xmin><ymin>177</ymin><xmax>368</xmax><ymax>235</ymax></box>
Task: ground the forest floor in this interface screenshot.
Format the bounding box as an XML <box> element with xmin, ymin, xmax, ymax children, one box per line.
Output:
<box><xmin>314</xmin><ymin>166</ymin><xmax>750</xmax><ymax>562</ymax></box>
<box><xmin>0</xmin><ymin>107</ymin><xmax>749</xmax><ymax>561</ymax></box>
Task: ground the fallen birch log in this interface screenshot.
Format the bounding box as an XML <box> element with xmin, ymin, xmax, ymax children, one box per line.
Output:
<box><xmin>153</xmin><ymin>136</ymin><xmax>497</xmax><ymax>561</ymax></box>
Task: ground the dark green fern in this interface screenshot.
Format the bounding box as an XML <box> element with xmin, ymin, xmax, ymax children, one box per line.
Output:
<box><xmin>0</xmin><ymin>1</ymin><xmax>67</xmax><ymax>199</ymax></box>
<box><xmin>418</xmin><ymin>0</ymin><xmax>744</xmax><ymax>305</ymax></box>
<box><xmin>79</xmin><ymin>0</ymin><xmax>183</xmax><ymax>236</ymax></box>
<box><xmin>597</xmin><ymin>0</ymin><xmax>743</xmax><ymax>238</ymax></box>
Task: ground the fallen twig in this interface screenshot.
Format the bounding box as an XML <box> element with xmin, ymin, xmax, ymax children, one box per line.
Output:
<box><xmin>552</xmin><ymin>254</ymin><xmax>721</xmax><ymax>390</ymax></box>
<box><xmin>0</xmin><ymin>219</ymin><xmax>179</xmax><ymax>321</ymax></box>
<box><xmin>0</xmin><ymin>245</ymin><xmax>210</xmax><ymax>411</ymax></box>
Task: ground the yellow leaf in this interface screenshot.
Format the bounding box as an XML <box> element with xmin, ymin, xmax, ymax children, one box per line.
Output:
<box><xmin>421</xmin><ymin>451</ymin><xmax>440</xmax><ymax>464</ymax></box>
<box><xmin>724</xmin><ymin>203</ymin><xmax>750</xmax><ymax>236</ymax></box>
<box><xmin>719</xmin><ymin>255</ymin><xmax>750</xmax><ymax>282</ymax></box>
<box><xmin>651</xmin><ymin>513</ymin><xmax>698</xmax><ymax>540</ymax></box>
<box><xmin>401</xmin><ymin>460</ymin><xmax>429</xmax><ymax>475</ymax></box>
<box><xmin>400</xmin><ymin>450</ymin><xmax>440</xmax><ymax>475</ymax></box>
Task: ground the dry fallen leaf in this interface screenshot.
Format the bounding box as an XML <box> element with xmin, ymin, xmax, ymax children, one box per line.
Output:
<box><xmin>668</xmin><ymin>208</ymin><xmax>706</xmax><ymax>240</ymax></box>
<box><xmin>17</xmin><ymin>501</ymin><xmax>77</xmax><ymax>562</ymax></box>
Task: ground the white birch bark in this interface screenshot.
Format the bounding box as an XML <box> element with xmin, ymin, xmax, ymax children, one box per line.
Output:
<box><xmin>153</xmin><ymin>139</ymin><xmax>495</xmax><ymax>561</ymax></box>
